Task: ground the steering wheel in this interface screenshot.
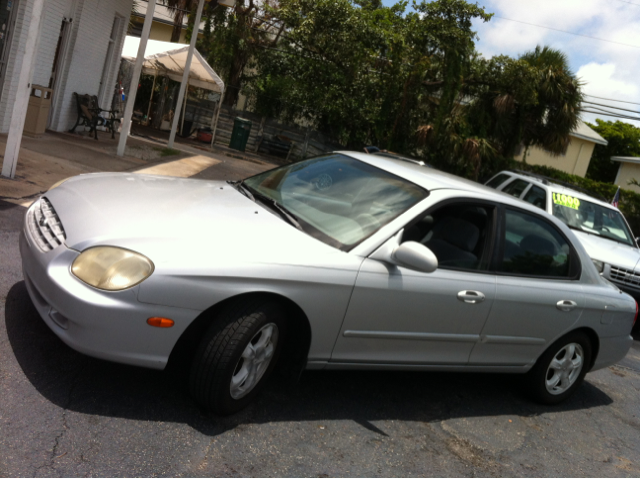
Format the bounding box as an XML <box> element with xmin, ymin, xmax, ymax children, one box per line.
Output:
<box><xmin>313</xmin><ymin>173</ymin><xmax>333</xmax><ymax>191</ymax></box>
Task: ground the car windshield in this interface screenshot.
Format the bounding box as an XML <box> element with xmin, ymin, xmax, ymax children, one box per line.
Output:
<box><xmin>242</xmin><ymin>154</ymin><xmax>428</xmax><ymax>250</ymax></box>
<box><xmin>551</xmin><ymin>192</ymin><xmax>635</xmax><ymax>246</ymax></box>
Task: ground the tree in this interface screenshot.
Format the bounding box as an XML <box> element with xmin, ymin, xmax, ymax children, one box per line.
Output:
<box><xmin>197</xmin><ymin>0</ymin><xmax>285</xmax><ymax>106</ymax></box>
<box><xmin>518</xmin><ymin>46</ymin><xmax>584</xmax><ymax>157</ymax></box>
<box><xmin>586</xmin><ymin>120</ymin><xmax>640</xmax><ymax>183</ymax></box>
<box><xmin>246</xmin><ymin>0</ymin><xmax>492</xmax><ymax>150</ymax></box>
<box><xmin>421</xmin><ymin>46</ymin><xmax>583</xmax><ymax>179</ymax></box>
<box><xmin>164</xmin><ymin>0</ymin><xmax>191</xmax><ymax>43</ymax></box>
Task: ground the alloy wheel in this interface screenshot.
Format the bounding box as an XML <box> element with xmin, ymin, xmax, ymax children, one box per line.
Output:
<box><xmin>230</xmin><ymin>323</ymin><xmax>279</xmax><ymax>399</ymax></box>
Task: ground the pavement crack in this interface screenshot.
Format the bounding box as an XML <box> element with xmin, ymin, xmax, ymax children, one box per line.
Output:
<box><xmin>35</xmin><ymin>363</ymin><xmax>86</xmax><ymax>472</ymax></box>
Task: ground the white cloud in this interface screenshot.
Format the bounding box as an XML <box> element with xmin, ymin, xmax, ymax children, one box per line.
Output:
<box><xmin>577</xmin><ymin>63</ymin><xmax>638</xmax><ymax>99</ymax></box>
<box><xmin>471</xmin><ymin>0</ymin><xmax>640</xmax><ymax>127</ymax></box>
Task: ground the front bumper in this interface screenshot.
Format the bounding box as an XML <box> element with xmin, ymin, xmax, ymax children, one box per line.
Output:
<box><xmin>603</xmin><ymin>264</ymin><xmax>640</xmax><ymax>302</ymax></box>
<box><xmin>19</xmin><ymin>229</ymin><xmax>200</xmax><ymax>370</ymax></box>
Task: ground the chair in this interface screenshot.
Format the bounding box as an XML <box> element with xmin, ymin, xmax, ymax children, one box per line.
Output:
<box><xmin>69</xmin><ymin>93</ymin><xmax>120</xmax><ymax>140</ymax></box>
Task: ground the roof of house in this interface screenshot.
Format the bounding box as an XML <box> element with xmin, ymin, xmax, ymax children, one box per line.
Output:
<box><xmin>611</xmin><ymin>156</ymin><xmax>640</xmax><ymax>164</ymax></box>
<box><xmin>132</xmin><ymin>3</ymin><xmax>206</xmax><ymax>32</ymax></box>
<box><xmin>570</xmin><ymin>120</ymin><xmax>608</xmax><ymax>146</ymax></box>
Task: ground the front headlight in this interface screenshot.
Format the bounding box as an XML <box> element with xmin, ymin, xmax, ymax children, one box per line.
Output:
<box><xmin>71</xmin><ymin>246</ymin><xmax>154</xmax><ymax>291</ymax></box>
<box><xmin>592</xmin><ymin>259</ymin><xmax>605</xmax><ymax>273</ymax></box>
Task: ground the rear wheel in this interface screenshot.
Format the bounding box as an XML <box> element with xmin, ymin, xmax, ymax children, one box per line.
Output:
<box><xmin>528</xmin><ymin>331</ymin><xmax>591</xmax><ymax>405</ymax></box>
<box><xmin>189</xmin><ymin>299</ymin><xmax>286</xmax><ymax>414</ymax></box>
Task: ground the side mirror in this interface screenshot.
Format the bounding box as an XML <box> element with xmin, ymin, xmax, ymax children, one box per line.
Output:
<box><xmin>392</xmin><ymin>241</ymin><xmax>438</xmax><ymax>273</ymax></box>
<box><xmin>636</xmin><ymin>237</ymin><xmax>640</xmax><ymax>245</ymax></box>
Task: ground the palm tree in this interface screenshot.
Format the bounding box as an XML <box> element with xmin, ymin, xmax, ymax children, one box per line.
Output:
<box><xmin>518</xmin><ymin>46</ymin><xmax>584</xmax><ymax>157</ymax></box>
<box><xmin>162</xmin><ymin>0</ymin><xmax>197</xmax><ymax>43</ymax></box>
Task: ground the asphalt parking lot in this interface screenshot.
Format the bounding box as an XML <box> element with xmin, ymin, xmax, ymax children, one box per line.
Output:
<box><xmin>2</xmin><ymin>161</ymin><xmax>640</xmax><ymax>477</ymax></box>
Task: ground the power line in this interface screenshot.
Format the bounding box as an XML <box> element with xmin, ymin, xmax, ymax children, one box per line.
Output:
<box><xmin>611</xmin><ymin>0</ymin><xmax>640</xmax><ymax>6</ymax></box>
<box><xmin>585</xmin><ymin>94</ymin><xmax>640</xmax><ymax>106</ymax></box>
<box><xmin>580</xmin><ymin>109</ymin><xmax>640</xmax><ymax>121</ymax></box>
<box><xmin>492</xmin><ymin>15</ymin><xmax>640</xmax><ymax>49</ymax></box>
<box><xmin>582</xmin><ymin>100</ymin><xmax>640</xmax><ymax>114</ymax></box>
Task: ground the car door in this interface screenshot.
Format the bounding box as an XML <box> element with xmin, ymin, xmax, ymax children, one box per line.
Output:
<box><xmin>469</xmin><ymin>206</ymin><xmax>584</xmax><ymax>366</ymax></box>
<box><xmin>330</xmin><ymin>199</ymin><xmax>498</xmax><ymax>365</ymax></box>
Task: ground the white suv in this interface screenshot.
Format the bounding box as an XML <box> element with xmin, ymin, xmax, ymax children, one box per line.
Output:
<box><xmin>486</xmin><ymin>170</ymin><xmax>640</xmax><ymax>302</ymax></box>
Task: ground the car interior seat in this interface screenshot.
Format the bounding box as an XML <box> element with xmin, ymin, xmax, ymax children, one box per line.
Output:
<box><xmin>424</xmin><ymin>217</ymin><xmax>480</xmax><ymax>268</ymax></box>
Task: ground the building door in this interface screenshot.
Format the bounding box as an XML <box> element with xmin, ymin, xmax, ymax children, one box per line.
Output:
<box><xmin>48</xmin><ymin>19</ymin><xmax>71</xmax><ymax>127</ymax></box>
<box><xmin>98</xmin><ymin>16</ymin><xmax>122</xmax><ymax>108</ymax></box>
<box><xmin>0</xmin><ymin>0</ymin><xmax>20</xmax><ymax>104</ymax></box>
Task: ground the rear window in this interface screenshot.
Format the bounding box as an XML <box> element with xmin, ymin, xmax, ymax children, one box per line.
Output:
<box><xmin>502</xmin><ymin>179</ymin><xmax>531</xmax><ymax>198</ymax></box>
<box><xmin>486</xmin><ymin>173</ymin><xmax>512</xmax><ymax>189</ymax></box>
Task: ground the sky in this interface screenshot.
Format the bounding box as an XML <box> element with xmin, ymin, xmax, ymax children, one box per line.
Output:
<box><xmin>382</xmin><ymin>0</ymin><xmax>640</xmax><ymax>128</ymax></box>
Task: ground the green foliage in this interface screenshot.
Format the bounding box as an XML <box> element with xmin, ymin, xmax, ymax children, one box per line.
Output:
<box><xmin>197</xmin><ymin>1</ymin><xmax>282</xmax><ymax>106</ymax></box>
<box><xmin>247</xmin><ymin>0</ymin><xmax>492</xmax><ymax>152</ymax></box>
<box><xmin>586</xmin><ymin>119</ymin><xmax>640</xmax><ymax>183</ymax></box>
<box><xmin>196</xmin><ymin>0</ymin><xmax>581</xmax><ymax>182</ymax></box>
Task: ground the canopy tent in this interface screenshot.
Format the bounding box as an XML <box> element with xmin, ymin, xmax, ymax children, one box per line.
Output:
<box><xmin>121</xmin><ymin>35</ymin><xmax>225</xmax><ymax>148</ymax></box>
<box><xmin>122</xmin><ymin>36</ymin><xmax>224</xmax><ymax>93</ymax></box>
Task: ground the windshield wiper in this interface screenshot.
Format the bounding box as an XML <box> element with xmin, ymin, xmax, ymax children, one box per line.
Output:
<box><xmin>566</xmin><ymin>223</ymin><xmax>633</xmax><ymax>246</ymax></box>
<box><xmin>252</xmin><ymin>191</ymin><xmax>304</xmax><ymax>231</ymax></box>
<box><xmin>228</xmin><ymin>180</ymin><xmax>255</xmax><ymax>202</ymax></box>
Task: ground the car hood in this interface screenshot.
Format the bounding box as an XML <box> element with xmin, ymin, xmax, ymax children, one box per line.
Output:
<box><xmin>572</xmin><ymin>230</ymin><xmax>640</xmax><ymax>270</ymax></box>
<box><xmin>45</xmin><ymin>173</ymin><xmax>343</xmax><ymax>264</ymax></box>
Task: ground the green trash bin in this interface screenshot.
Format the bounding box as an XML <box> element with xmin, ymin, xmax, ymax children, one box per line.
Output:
<box><xmin>229</xmin><ymin>117</ymin><xmax>252</xmax><ymax>152</ymax></box>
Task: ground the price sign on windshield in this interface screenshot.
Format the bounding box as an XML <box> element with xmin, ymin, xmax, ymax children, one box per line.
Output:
<box><xmin>553</xmin><ymin>193</ymin><xmax>581</xmax><ymax>210</ymax></box>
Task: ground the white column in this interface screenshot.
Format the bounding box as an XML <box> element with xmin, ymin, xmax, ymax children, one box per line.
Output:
<box><xmin>1</xmin><ymin>0</ymin><xmax>45</xmax><ymax>178</ymax></box>
<box><xmin>168</xmin><ymin>0</ymin><xmax>205</xmax><ymax>148</ymax></box>
<box><xmin>116</xmin><ymin>0</ymin><xmax>156</xmax><ymax>157</ymax></box>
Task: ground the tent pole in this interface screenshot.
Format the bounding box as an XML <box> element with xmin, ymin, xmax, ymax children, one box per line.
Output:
<box><xmin>179</xmin><ymin>80</ymin><xmax>188</xmax><ymax>138</ymax></box>
<box><xmin>168</xmin><ymin>0</ymin><xmax>205</xmax><ymax>148</ymax></box>
<box><xmin>117</xmin><ymin>0</ymin><xmax>156</xmax><ymax>157</ymax></box>
<box><xmin>145</xmin><ymin>70</ymin><xmax>158</xmax><ymax>125</ymax></box>
<box><xmin>210</xmin><ymin>89</ymin><xmax>224</xmax><ymax>150</ymax></box>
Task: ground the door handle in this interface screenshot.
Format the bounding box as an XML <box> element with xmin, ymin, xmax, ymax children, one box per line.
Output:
<box><xmin>457</xmin><ymin>290</ymin><xmax>485</xmax><ymax>304</ymax></box>
<box><xmin>556</xmin><ymin>300</ymin><xmax>578</xmax><ymax>312</ymax></box>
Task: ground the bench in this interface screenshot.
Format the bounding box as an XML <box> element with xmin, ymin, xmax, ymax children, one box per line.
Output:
<box><xmin>69</xmin><ymin>93</ymin><xmax>120</xmax><ymax>140</ymax></box>
<box><xmin>257</xmin><ymin>134</ymin><xmax>294</xmax><ymax>160</ymax></box>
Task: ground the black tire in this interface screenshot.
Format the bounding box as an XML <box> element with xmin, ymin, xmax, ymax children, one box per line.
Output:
<box><xmin>189</xmin><ymin>298</ymin><xmax>286</xmax><ymax>415</ymax></box>
<box><xmin>527</xmin><ymin>330</ymin><xmax>592</xmax><ymax>405</ymax></box>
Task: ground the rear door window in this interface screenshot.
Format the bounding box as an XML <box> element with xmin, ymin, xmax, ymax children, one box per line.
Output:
<box><xmin>523</xmin><ymin>185</ymin><xmax>547</xmax><ymax>210</ymax></box>
<box><xmin>499</xmin><ymin>209</ymin><xmax>575</xmax><ymax>278</ymax></box>
<box><xmin>486</xmin><ymin>173</ymin><xmax>512</xmax><ymax>189</ymax></box>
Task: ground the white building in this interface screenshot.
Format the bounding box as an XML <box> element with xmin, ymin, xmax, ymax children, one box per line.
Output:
<box><xmin>0</xmin><ymin>0</ymin><xmax>132</xmax><ymax>134</ymax></box>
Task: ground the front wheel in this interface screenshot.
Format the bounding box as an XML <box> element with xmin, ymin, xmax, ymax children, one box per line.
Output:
<box><xmin>189</xmin><ymin>299</ymin><xmax>286</xmax><ymax>414</ymax></box>
<box><xmin>527</xmin><ymin>331</ymin><xmax>592</xmax><ymax>405</ymax></box>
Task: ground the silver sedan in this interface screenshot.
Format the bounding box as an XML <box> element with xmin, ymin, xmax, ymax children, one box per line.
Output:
<box><xmin>20</xmin><ymin>151</ymin><xmax>636</xmax><ymax>414</ymax></box>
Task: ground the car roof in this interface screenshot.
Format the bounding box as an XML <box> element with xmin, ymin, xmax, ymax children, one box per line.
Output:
<box><xmin>337</xmin><ymin>151</ymin><xmax>526</xmax><ymax>203</ymax></box>
<box><xmin>494</xmin><ymin>170</ymin><xmax>617</xmax><ymax>211</ymax></box>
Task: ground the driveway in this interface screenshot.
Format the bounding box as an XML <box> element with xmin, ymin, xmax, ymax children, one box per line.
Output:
<box><xmin>2</xmin><ymin>175</ymin><xmax>640</xmax><ymax>476</ymax></box>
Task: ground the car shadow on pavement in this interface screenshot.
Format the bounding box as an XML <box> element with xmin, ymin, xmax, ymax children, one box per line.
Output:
<box><xmin>5</xmin><ymin>280</ymin><xmax>613</xmax><ymax>437</ymax></box>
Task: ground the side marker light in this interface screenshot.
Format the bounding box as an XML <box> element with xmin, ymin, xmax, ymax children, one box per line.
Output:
<box><xmin>147</xmin><ymin>317</ymin><xmax>175</xmax><ymax>328</ymax></box>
